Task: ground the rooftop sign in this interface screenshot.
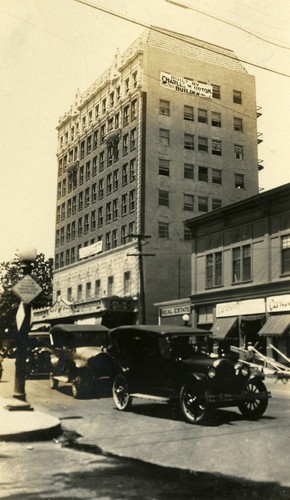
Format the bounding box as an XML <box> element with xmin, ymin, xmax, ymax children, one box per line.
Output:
<box><xmin>160</xmin><ymin>71</ymin><xmax>212</xmax><ymax>98</ymax></box>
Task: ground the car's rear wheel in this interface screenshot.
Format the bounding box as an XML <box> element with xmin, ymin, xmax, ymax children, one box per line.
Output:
<box><xmin>238</xmin><ymin>378</ymin><xmax>268</xmax><ymax>418</ymax></box>
<box><xmin>180</xmin><ymin>385</ymin><xmax>207</xmax><ymax>424</ymax></box>
<box><xmin>112</xmin><ymin>374</ymin><xmax>132</xmax><ymax>411</ymax></box>
<box><xmin>50</xmin><ymin>374</ymin><xmax>59</xmax><ymax>389</ymax></box>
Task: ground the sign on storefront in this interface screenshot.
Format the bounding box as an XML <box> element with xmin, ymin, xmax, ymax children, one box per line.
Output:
<box><xmin>267</xmin><ymin>295</ymin><xmax>290</xmax><ymax>313</ymax></box>
<box><xmin>216</xmin><ymin>298</ymin><xmax>265</xmax><ymax>318</ymax></box>
<box><xmin>161</xmin><ymin>305</ymin><xmax>191</xmax><ymax>317</ymax></box>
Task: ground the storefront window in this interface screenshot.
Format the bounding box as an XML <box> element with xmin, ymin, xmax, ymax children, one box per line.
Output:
<box><xmin>282</xmin><ymin>234</ymin><xmax>290</xmax><ymax>274</ymax></box>
<box><xmin>232</xmin><ymin>244</ymin><xmax>251</xmax><ymax>283</ymax></box>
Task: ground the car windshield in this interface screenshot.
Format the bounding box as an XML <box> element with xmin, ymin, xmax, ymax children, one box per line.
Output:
<box><xmin>167</xmin><ymin>334</ymin><xmax>210</xmax><ymax>359</ymax></box>
<box><xmin>52</xmin><ymin>331</ymin><xmax>107</xmax><ymax>349</ymax></box>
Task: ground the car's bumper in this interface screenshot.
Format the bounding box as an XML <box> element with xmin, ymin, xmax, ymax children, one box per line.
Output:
<box><xmin>207</xmin><ymin>390</ymin><xmax>271</xmax><ymax>406</ymax></box>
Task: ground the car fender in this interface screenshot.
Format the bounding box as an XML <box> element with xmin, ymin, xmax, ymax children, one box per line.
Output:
<box><xmin>183</xmin><ymin>372</ymin><xmax>208</xmax><ymax>392</ymax></box>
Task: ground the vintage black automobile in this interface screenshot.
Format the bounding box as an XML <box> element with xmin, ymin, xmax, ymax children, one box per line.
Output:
<box><xmin>26</xmin><ymin>330</ymin><xmax>52</xmax><ymax>378</ymax></box>
<box><xmin>50</xmin><ymin>324</ymin><xmax>114</xmax><ymax>398</ymax></box>
<box><xmin>110</xmin><ymin>325</ymin><xmax>270</xmax><ymax>424</ymax></box>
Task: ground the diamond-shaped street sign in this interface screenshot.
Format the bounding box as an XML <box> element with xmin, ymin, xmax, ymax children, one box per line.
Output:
<box><xmin>11</xmin><ymin>275</ymin><xmax>42</xmax><ymax>304</ymax></box>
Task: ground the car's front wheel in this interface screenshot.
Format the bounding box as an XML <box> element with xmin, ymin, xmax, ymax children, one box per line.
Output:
<box><xmin>238</xmin><ymin>378</ymin><xmax>268</xmax><ymax>418</ymax></box>
<box><xmin>180</xmin><ymin>385</ymin><xmax>207</xmax><ymax>424</ymax></box>
<box><xmin>112</xmin><ymin>374</ymin><xmax>132</xmax><ymax>411</ymax></box>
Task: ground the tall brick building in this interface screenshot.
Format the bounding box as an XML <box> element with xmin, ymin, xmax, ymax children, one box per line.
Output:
<box><xmin>44</xmin><ymin>27</ymin><xmax>262</xmax><ymax>326</ymax></box>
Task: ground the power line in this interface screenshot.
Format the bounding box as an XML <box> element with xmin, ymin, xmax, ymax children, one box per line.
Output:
<box><xmin>165</xmin><ymin>0</ymin><xmax>290</xmax><ymax>50</ymax></box>
<box><xmin>73</xmin><ymin>0</ymin><xmax>290</xmax><ymax>78</ymax></box>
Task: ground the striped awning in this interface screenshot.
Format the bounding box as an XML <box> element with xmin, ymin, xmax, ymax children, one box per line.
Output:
<box><xmin>258</xmin><ymin>314</ymin><xmax>290</xmax><ymax>337</ymax></box>
<box><xmin>212</xmin><ymin>316</ymin><xmax>238</xmax><ymax>340</ymax></box>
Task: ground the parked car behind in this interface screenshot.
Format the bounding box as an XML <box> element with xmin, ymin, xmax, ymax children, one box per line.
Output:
<box><xmin>26</xmin><ymin>331</ymin><xmax>52</xmax><ymax>378</ymax></box>
<box><xmin>50</xmin><ymin>324</ymin><xmax>115</xmax><ymax>398</ymax></box>
<box><xmin>109</xmin><ymin>325</ymin><xmax>270</xmax><ymax>424</ymax></box>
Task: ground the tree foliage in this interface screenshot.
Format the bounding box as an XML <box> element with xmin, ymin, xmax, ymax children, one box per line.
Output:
<box><xmin>0</xmin><ymin>253</ymin><xmax>53</xmax><ymax>333</ymax></box>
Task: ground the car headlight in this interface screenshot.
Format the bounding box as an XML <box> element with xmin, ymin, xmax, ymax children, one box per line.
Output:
<box><xmin>241</xmin><ymin>366</ymin><xmax>249</xmax><ymax>377</ymax></box>
<box><xmin>208</xmin><ymin>367</ymin><xmax>216</xmax><ymax>378</ymax></box>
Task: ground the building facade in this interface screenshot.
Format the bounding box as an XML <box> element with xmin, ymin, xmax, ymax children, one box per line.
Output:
<box><xmin>184</xmin><ymin>183</ymin><xmax>290</xmax><ymax>361</ymax></box>
<box><xmin>49</xmin><ymin>27</ymin><xmax>262</xmax><ymax>326</ymax></box>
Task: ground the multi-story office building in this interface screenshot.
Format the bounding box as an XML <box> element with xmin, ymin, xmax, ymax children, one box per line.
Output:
<box><xmin>49</xmin><ymin>27</ymin><xmax>263</xmax><ymax>326</ymax></box>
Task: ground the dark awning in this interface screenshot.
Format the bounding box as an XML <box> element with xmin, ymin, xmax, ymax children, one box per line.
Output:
<box><xmin>258</xmin><ymin>314</ymin><xmax>290</xmax><ymax>337</ymax></box>
<box><xmin>212</xmin><ymin>317</ymin><xmax>238</xmax><ymax>340</ymax></box>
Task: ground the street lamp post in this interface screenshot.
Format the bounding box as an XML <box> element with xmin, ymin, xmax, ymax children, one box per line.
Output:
<box><xmin>13</xmin><ymin>247</ymin><xmax>38</xmax><ymax>406</ymax></box>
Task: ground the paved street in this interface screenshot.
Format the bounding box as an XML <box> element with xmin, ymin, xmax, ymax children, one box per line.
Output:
<box><xmin>1</xmin><ymin>358</ymin><xmax>290</xmax><ymax>499</ymax></box>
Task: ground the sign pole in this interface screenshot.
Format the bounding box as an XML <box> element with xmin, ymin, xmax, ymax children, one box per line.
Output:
<box><xmin>13</xmin><ymin>301</ymin><xmax>32</xmax><ymax>405</ymax></box>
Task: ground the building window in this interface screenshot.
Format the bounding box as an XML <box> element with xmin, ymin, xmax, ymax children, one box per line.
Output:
<box><xmin>184</xmin><ymin>227</ymin><xmax>192</xmax><ymax>241</ymax></box>
<box><xmin>108</xmin><ymin>276</ymin><xmax>114</xmax><ymax>296</ymax></box>
<box><xmin>198</xmin><ymin>166</ymin><xmax>208</xmax><ymax>182</ymax></box>
<box><xmin>115</xmin><ymin>112</ymin><xmax>120</xmax><ymax>129</ymax></box>
<box><xmin>123</xmin><ymin>134</ymin><xmax>129</xmax><ymax>155</ymax></box>
<box><xmin>206</xmin><ymin>252</ymin><xmax>222</xmax><ymax>288</ymax></box>
<box><xmin>91</xmin><ymin>210</ymin><xmax>96</xmax><ymax>230</ymax></box>
<box><xmin>184</xmin><ymin>163</ymin><xmax>194</xmax><ymax>179</ymax></box>
<box><xmin>212</xmin><ymin>140</ymin><xmax>222</xmax><ymax>156</ymax></box>
<box><xmin>60</xmin><ymin>253</ymin><xmax>64</xmax><ymax>268</ymax></box>
<box><xmin>100</xmin><ymin>124</ymin><xmax>106</xmax><ymax>143</ymax></box>
<box><xmin>93</xmin><ymin>130</ymin><xmax>98</xmax><ymax>149</ymax></box>
<box><xmin>130</xmin><ymin>128</ymin><xmax>136</xmax><ymax>150</ymax></box>
<box><xmin>281</xmin><ymin>235</ymin><xmax>290</xmax><ymax>275</ymax></box>
<box><xmin>71</xmin><ymin>247</ymin><xmax>75</xmax><ymax>263</ymax></box>
<box><xmin>131</xmin><ymin>99</ymin><xmax>137</xmax><ymax>120</ymax></box>
<box><xmin>67</xmin><ymin>199</ymin><xmax>72</xmax><ymax>217</ymax></box>
<box><xmin>106</xmin><ymin>202</ymin><xmax>112</xmax><ymax>223</ymax></box>
<box><xmin>108</xmin><ymin>117</ymin><xmax>114</xmax><ymax>132</ymax></box>
<box><xmin>122</xmin><ymin>193</ymin><xmax>128</xmax><ymax>216</ymax></box>
<box><xmin>234</xmin><ymin>117</ymin><xmax>243</xmax><ymax>132</ymax></box>
<box><xmin>66</xmin><ymin>224</ymin><xmax>71</xmax><ymax>242</ymax></box>
<box><xmin>212</xmin><ymin>198</ymin><xmax>222</xmax><ymax>210</ymax></box>
<box><xmin>159</xmin><ymin>128</ymin><xmax>170</xmax><ymax>146</ymax></box>
<box><xmin>84</xmin><ymin>214</ymin><xmax>89</xmax><ymax>233</ymax></box>
<box><xmin>112</xmin><ymin>169</ymin><xmax>119</xmax><ymax>191</ymax></box>
<box><xmin>198</xmin><ymin>109</ymin><xmax>208</xmax><ymax>124</ymax></box>
<box><xmin>86</xmin><ymin>282</ymin><xmax>91</xmax><ymax>300</ymax></box>
<box><xmin>95</xmin><ymin>279</ymin><xmax>101</xmax><ymax>298</ymax></box>
<box><xmin>85</xmin><ymin>162</ymin><xmax>90</xmax><ymax>181</ymax></box>
<box><xmin>99</xmin><ymin>151</ymin><xmax>105</xmax><ymax>171</ymax></box>
<box><xmin>77</xmin><ymin>284</ymin><xmax>83</xmax><ymax>301</ymax></box>
<box><xmin>102</xmin><ymin>98</ymin><xmax>106</xmax><ymax>114</ymax></box>
<box><xmin>79</xmin><ymin>166</ymin><xmax>84</xmax><ymax>185</ymax></box>
<box><xmin>98</xmin><ymin>178</ymin><xmax>104</xmax><ymax>199</ymax></box>
<box><xmin>212</xmin><ymin>112</ymin><xmax>221</xmax><ymax>127</ymax></box>
<box><xmin>85</xmin><ymin>188</ymin><xmax>90</xmax><ymax>207</ymax></box>
<box><xmin>129</xmin><ymin>189</ymin><xmax>135</xmax><ymax>212</ymax></box>
<box><xmin>71</xmin><ymin>221</ymin><xmax>76</xmax><ymax>239</ymax></box>
<box><xmin>233</xmin><ymin>90</ymin><xmax>242</xmax><ymax>104</ymax></box>
<box><xmin>159</xmin><ymin>159</ymin><xmax>170</xmax><ymax>176</ymax></box>
<box><xmin>125</xmin><ymin>77</ymin><xmax>130</xmax><ymax>93</ymax></box>
<box><xmin>184</xmin><ymin>194</ymin><xmax>194</xmax><ymax>211</ymax></box>
<box><xmin>212</xmin><ymin>84</ymin><xmax>221</xmax><ymax>99</ymax></box>
<box><xmin>78</xmin><ymin>192</ymin><xmax>83</xmax><ymax>211</ymax></box>
<box><xmin>129</xmin><ymin>158</ymin><xmax>136</xmax><ymax>181</ymax></box>
<box><xmin>123</xmin><ymin>105</ymin><xmax>129</xmax><ymax>126</ymax></box>
<box><xmin>124</xmin><ymin>271</ymin><xmax>131</xmax><ymax>294</ymax></box>
<box><xmin>105</xmin><ymin>232</ymin><xmax>111</xmax><ymax>251</ymax></box>
<box><xmin>184</xmin><ymin>133</ymin><xmax>194</xmax><ymax>150</ymax></box>
<box><xmin>233</xmin><ymin>244</ymin><xmax>251</xmax><ymax>283</ymax></box>
<box><xmin>234</xmin><ymin>144</ymin><xmax>244</xmax><ymax>160</ymax></box>
<box><xmin>160</xmin><ymin>100</ymin><xmax>170</xmax><ymax>116</ymax></box>
<box><xmin>132</xmin><ymin>71</ymin><xmax>138</xmax><ymax>88</ymax></box>
<box><xmin>87</xmin><ymin>135</ymin><xmax>92</xmax><ymax>155</ymax></box>
<box><xmin>106</xmin><ymin>173</ymin><xmax>112</xmax><ymax>195</ymax></box>
<box><xmin>158</xmin><ymin>222</ymin><xmax>169</xmax><ymax>239</ymax></box>
<box><xmin>198</xmin><ymin>136</ymin><xmax>208</xmax><ymax>152</ymax></box>
<box><xmin>98</xmin><ymin>206</ymin><xmax>103</xmax><ymax>227</ymax></box>
<box><xmin>78</xmin><ymin>217</ymin><xmax>83</xmax><ymax>236</ymax></box>
<box><xmin>121</xmin><ymin>225</ymin><xmax>127</xmax><ymax>244</ymax></box>
<box><xmin>212</xmin><ymin>169</ymin><xmax>222</xmax><ymax>184</ymax></box>
<box><xmin>122</xmin><ymin>163</ymin><xmax>128</xmax><ymax>186</ymax></box>
<box><xmin>67</xmin><ymin>287</ymin><xmax>72</xmax><ymax>302</ymax></box>
<box><xmin>57</xmin><ymin>182</ymin><xmax>61</xmax><ymax>199</ymax></box>
<box><xmin>198</xmin><ymin>196</ymin><xmax>208</xmax><ymax>212</ymax></box>
<box><xmin>184</xmin><ymin>105</ymin><xmax>194</xmax><ymax>121</ymax></box>
<box><xmin>91</xmin><ymin>183</ymin><xmax>97</xmax><ymax>202</ymax></box>
<box><xmin>113</xmin><ymin>198</ymin><xmax>118</xmax><ymax>220</ymax></box>
<box><xmin>80</xmin><ymin>141</ymin><xmax>85</xmax><ymax>159</ymax></box>
<box><xmin>235</xmin><ymin>173</ymin><xmax>245</xmax><ymax>189</ymax></box>
<box><xmin>60</xmin><ymin>227</ymin><xmax>65</xmax><ymax>244</ymax></box>
<box><xmin>159</xmin><ymin>190</ymin><xmax>169</xmax><ymax>207</ymax></box>
<box><xmin>112</xmin><ymin>229</ymin><xmax>118</xmax><ymax>249</ymax></box>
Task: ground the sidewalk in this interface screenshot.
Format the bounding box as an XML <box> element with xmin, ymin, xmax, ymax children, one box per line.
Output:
<box><xmin>0</xmin><ymin>364</ymin><xmax>62</xmax><ymax>442</ymax></box>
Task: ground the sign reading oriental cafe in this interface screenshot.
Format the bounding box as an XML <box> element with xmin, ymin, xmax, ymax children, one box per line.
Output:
<box><xmin>160</xmin><ymin>71</ymin><xmax>213</xmax><ymax>98</ymax></box>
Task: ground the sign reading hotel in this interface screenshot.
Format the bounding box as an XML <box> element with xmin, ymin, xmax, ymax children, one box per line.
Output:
<box><xmin>79</xmin><ymin>240</ymin><xmax>102</xmax><ymax>260</ymax></box>
<box><xmin>160</xmin><ymin>71</ymin><xmax>212</xmax><ymax>98</ymax></box>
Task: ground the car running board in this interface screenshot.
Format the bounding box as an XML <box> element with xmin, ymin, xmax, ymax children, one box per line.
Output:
<box><xmin>130</xmin><ymin>393</ymin><xmax>169</xmax><ymax>402</ymax></box>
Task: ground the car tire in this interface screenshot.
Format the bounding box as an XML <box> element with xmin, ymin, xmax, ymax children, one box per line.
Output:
<box><xmin>180</xmin><ymin>385</ymin><xmax>207</xmax><ymax>424</ymax></box>
<box><xmin>50</xmin><ymin>374</ymin><xmax>59</xmax><ymax>390</ymax></box>
<box><xmin>112</xmin><ymin>374</ymin><xmax>132</xmax><ymax>411</ymax></box>
<box><xmin>238</xmin><ymin>378</ymin><xmax>268</xmax><ymax>419</ymax></box>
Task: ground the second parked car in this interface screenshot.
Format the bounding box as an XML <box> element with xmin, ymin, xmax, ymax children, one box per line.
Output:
<box><xmin>109</xmin><ymin>325</ymin><xmax>270</xmax><ymax>424</ymax></box>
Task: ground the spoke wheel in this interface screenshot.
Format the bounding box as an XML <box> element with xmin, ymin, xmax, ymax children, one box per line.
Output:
<box><xmin>180</xmin><ymin>385</ymin><xmax>207</xmax><ymax>424</ymax></box>
<box><xmin>238</xmin><ymin>378</ymin><xmax>268</xmax><ymax>419</ymax></box>
<box><xmin>112</xmin><ymin>374</ymin><xmax>132</xmax><ymax>411</ymax></box>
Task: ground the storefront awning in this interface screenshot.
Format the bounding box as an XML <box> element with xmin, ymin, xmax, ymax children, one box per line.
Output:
<box><xmin>212</xmin><ymin>317</ymin><xmax>238</xmax><ymax>340</ymax></box>
<box><xmin>258</xmin><ymin>314</ymin><xmax>290</xmax><ymax>337</ymax></box>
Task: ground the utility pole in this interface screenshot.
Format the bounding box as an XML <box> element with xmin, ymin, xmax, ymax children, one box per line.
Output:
<box><xmin>127</xmin><ymin>234</ymin><xmax>155</xmax><ymax>324</ymax></box>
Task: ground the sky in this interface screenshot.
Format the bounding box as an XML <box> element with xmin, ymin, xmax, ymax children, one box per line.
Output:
<box><xmin>0</xmin><ymin>0</ymin><xmax>289</xmax><ymax>263</ymax></box>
